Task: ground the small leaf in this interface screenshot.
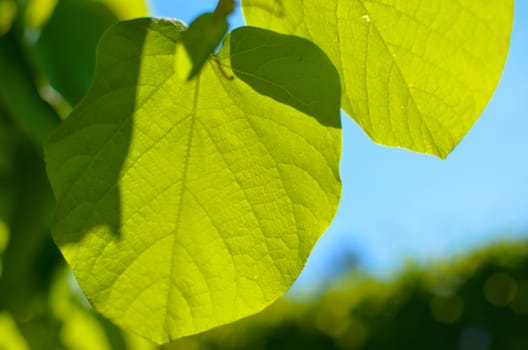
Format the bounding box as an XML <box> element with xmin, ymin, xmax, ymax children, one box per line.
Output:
<box><xmin>215</xmin><ymin>0</ymin><xmax>236</xmax><ymax>17</ymax></box>
<box><xmin>243</xmin><ymin>0</ymin><xmax>513</xmax><ymax>158</ymax></box>
<box><xmin>45</xmin><ymin>18</ymin><xmax>341</xmax><ymax>343</ymax></box>
<box><xmin>181</xmin><ymin>12</ymin><xmax>229</xmax><ymax>80</ymax></box>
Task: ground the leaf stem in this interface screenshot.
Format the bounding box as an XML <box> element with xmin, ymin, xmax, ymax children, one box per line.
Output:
<box><xmin>213</xmin><ymin>55</ymin><xmax>234</xmax><ymax>80</ymax></box>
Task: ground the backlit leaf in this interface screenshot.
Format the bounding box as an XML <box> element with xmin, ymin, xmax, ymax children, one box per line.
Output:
<box><xmin>45</xmin><ymin>18</ymin><xmax>341</xmax><ymax>343</ymax></box>
<box><xmin>243</xmin><ymin>0</ymin><xmax>513</xmax><ymax>157</ymax></box>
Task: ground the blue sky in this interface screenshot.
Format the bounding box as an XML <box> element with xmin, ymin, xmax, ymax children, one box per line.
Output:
<box><xmin>150</xmin><ymin>1</ymin><xmax>528</xmax><ymax>292</ymax></box>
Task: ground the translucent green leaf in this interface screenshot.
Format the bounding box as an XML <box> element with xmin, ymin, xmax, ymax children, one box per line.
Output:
<box><xmin>243</xmin><ymin>0</ymin><xmax>513</xmax><ymax>158</ymax></box>
<box><xmin>45</xmin><ymin>18</ymin><xmax>341</xmax><ymax>343</ymax></box>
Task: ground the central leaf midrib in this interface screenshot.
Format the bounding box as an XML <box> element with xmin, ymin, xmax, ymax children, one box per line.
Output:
<box><xmin>163</xmin><ymin>75</ymin><xmax>201</xmax><ymax>337</ymax></box>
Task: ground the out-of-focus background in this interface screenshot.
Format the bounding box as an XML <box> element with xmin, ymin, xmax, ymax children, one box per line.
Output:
<box><xmin>0</xmin><ymin>0</ymin><xmax>527</xmax><ymax>349</ymax></box>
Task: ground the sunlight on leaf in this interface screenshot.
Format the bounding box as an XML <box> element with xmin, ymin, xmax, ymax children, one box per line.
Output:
<box><xmin>45</xmin><ymin>18</ymin><xmax>341</xmax><ymax>343</ymax></box>
<box><xmin>95</xmin><ymin>0</ymin><xmax>148</xmax><ymax>19</ymax></box>
<box><xmin>24</xmin><ymin>0</ymin><xmax>58</xmax><ymax>28</ymax></box>
<box><xmin>243</xmin><ymin>0</ymin><xmax>513</xmax><ymax>158</ymax></box>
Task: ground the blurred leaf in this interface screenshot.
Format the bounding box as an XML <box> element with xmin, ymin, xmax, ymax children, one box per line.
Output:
<box><xmin>181</xmin><ymin>12</ymin><xmax>229</xmax><ymax>80</ymax></box>
<box><xmin>95</xmin><ymin>0</ymin><xmax>148</xmax><ymax>21</ymax></box>
<box><xmin>32</xmin><ymin>0</ymin><xmax>148</xmax><ymax>105</ymax></box>
<box><xmin>49</xmin><ymin>267</ymin><xmax>156</xmax><ymax>350</ymax></box>
<box><xmin>32</xmin><ymin>0</ymin><xmax>117</xmax><ymax>105</ymax></box>
<box><xmin>0</xmin><ymin>117</ymin><xmax>15</xmax><ymax>221</ymax></box>
<box><xmin>0</xmin><ymin>0</ymin><xmax>17</xmax><ymax>35</ymax></box>
<box><xmin>50</xmin><ymin>267</ymin><xmax>156</xmax><ymax>350</ymax></box>
<box><xmin>45</xmin><ymin>18</ymin><xmax>341</xmax><ymax>343</ymax></box>
<box><xmin>0</xmin><ymin>220</ymin><xmax>8</xmax><ymax>255</ymax></box>
<box><xmin>61</xmin><ymin>308</ymin><xmax>113</xmax><ymax>350</ymax></box>
<box><xmin>0</xmin><ymin>312</ymin><xmax>30</xmax><ymax>350</ymax></box>
<box><xmin>244</xmin><ymin>0</ymin><xmax>514</xmax><ymax>158</ymax></box>
<box><xmin>24</xmin><ymin>0</ymin><xmax>58</xmax><ymax>28</ymax></box>
<box><xmin>0</xmin><ymin>134</ymin><xmax>59</xmax><ymax>319</ymax></box>
<box><xmin>126</xmin><ymin>334</ymin><xmax>157</xmax><ymax>350</ymax></box>
<box><xmin>180</xmin><ymin>1</ymin><xmax>235</xmax><ymax>80</ymax></box>
<box><xmin>0</xmin><ymin>31</ymin><xmax>60</xmax><ymax>147</ymax></box>
<box><xmin>215</xmin><ymin>0</ymin><xmax>236</xmax><ymax>17</ymax></box>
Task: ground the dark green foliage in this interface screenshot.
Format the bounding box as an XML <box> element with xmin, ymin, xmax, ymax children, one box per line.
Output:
<box><xmin>169</xmin><ymin>243</ymin><xmax>528</xmax><ymax>350</ymax></box>
<box><xmin>33</xmin><ymin>0</ymin><xmax>119</xmax><ymax>105</ymax></box>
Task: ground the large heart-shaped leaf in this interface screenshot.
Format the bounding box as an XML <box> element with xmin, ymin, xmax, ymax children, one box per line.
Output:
<box><xmin>45</xmin><ymin>18</ymin><xmax>341</xmax><ymax>343</ymax></box>
<box><xmin>243</xmin><ymin>0</ymin><xmax>513</xmax><ymax>157</ymax></box>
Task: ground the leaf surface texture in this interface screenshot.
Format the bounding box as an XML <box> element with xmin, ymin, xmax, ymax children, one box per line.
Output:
<box><xmin>244</xmin><ymin>0</ymin><xmax>513</xmax><ymax>157</ymax></box>
<box><xmin>45</xmin><ymin>18</ymin><xmax>341</xmax><ymax>343</ymax></box>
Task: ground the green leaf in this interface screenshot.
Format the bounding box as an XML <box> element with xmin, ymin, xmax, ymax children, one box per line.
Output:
<box><xmin>0</xmin><ymin>312</ymin><xmax>30</xmax><ymax>350</ymax></box>
<box><xmin>45</xmin><ymin>18</ymin><xmax>341</xmax><ymax>343</ymax></box>
<box><xmin>32</xmin><ymin>0</ymin><xmax>148</xmax><ymax>105</ymax></box>
<box><xmin>0</xmin><ymin>0</ymin><xmax>17</xmax><ymax>35</ymax></box>
<box><xmin>0</xmin><ymin>132</ymin><xmax>59</xmax><ymax>320</ymax></box>
<box><xmin>0</xmin><ymin>30</ymin><xmax>60</xmax><ymax>147</ymax></box>
<box><xmin>243</xmin><ymin>0</ymin><xmax>513</xmax><ymax>158</ymax></box>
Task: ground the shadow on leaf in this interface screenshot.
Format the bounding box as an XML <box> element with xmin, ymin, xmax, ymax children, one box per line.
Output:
<box><xmin>45</xmin><ymin>19</ymin><xmax>155</xmax><ymax>245</ymax></box>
